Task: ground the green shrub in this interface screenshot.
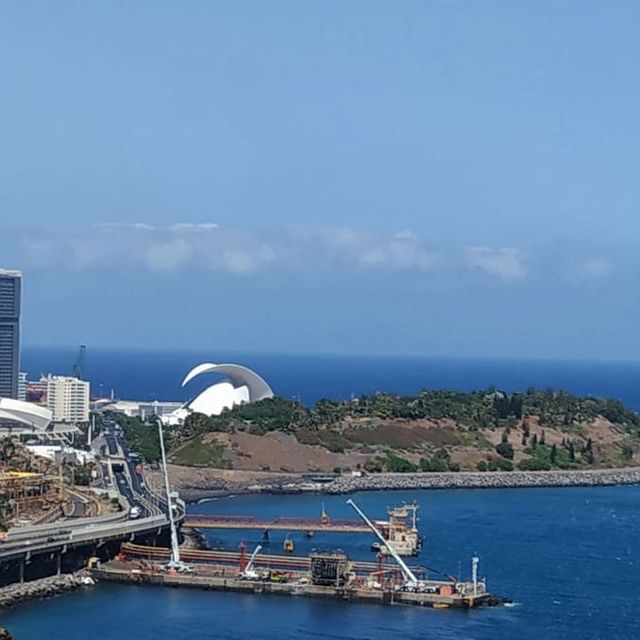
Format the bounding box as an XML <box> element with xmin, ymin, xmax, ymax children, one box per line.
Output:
<box><xmin>385</xmin><ymin>455</ymin><xmax>418</xmax><ymax>473</ymax></box>
<box><xmin>517</xmin><ymin>457</ymin><xmax>552</xmax><ymax>471</ymax></box>
<box><xmin>495</xmin><ymin>442</ymin><xmax>514</xmax><ymax>460</ymax></box>
<box><xmin>419</xmin><ymin>455</ymin><xmax>449</xmax><ymax>472</ymax></box>
<box><xmin>487</xmin><ymin>458</ymin><xmax>513</xmax><ymax>471</ymax></box>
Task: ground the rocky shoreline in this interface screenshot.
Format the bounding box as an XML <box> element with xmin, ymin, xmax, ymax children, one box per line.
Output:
<box><xmin>323</xmin><ymin>467</ymin><xmax>640</xmax><ymax>494</ymax></box>
<box><xmin>168</xmin><ymin>466</ymin><xmax>640</xmax><ymax>501</ymax></box>
<box><xmin>0</xmin><ymin>572</ymin><xmax>95</xmax><ymax>610</ymax></box>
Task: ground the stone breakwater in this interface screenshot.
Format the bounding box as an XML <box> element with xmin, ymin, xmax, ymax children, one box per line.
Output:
<box><xmin>0</xmin><ymin>572</ymin><xmax>94</xmax><ymax>609</ymax></box>
<box><xmin>155</xmin><ymin>465</ymin><xmax>640</xmax><ymax>502</ymax></box>
<box><xmin>323</xmin><ymin>467</ymin><xmax>640</xmax><ymax>494</ymax></box>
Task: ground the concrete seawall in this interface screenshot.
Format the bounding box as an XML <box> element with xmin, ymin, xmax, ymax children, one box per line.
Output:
<box><xmin>323</xmin><ymin>468</ymin><xmax>640</xmax><ymax>494</ymax></box>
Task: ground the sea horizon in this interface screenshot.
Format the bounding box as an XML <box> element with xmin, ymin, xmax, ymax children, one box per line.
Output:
<box><xmin>20</xmin><ymin>345</ymin><xmax>640</xmax><ymax>410</ymax></box>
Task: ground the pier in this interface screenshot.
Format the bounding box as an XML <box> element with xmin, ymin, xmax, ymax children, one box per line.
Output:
<box><xmin>184</xmin><ymin>503</ymin><xmax>422</xmax><ymax>556</ymax></box>
<box><xmin>183</xmin><ymin>514</ymin><xmax>372</xmax><ymax>534</ymax></box>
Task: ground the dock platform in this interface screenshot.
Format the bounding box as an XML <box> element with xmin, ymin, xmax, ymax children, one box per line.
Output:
<box><xmin>91</xmin><ymin>544</ymin><xmax>507</xmax><ymax>610</ymax></box>
<box><xmin>91</xmin><ymin>563</ymin><xmax>499</xmax><ymax>609</ymax></box>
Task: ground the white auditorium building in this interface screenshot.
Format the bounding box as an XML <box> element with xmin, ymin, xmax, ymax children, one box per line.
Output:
<box><xmin>161</xmin><ymin>362</ymin><xmax>274</xmax><ymax>426</ymax></box>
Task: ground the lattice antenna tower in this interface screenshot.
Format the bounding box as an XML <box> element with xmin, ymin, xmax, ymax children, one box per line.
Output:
<box><xmin>72</xmin><ymin>344</ymin><xmax>86</xmax><ymax>380</ymax></box>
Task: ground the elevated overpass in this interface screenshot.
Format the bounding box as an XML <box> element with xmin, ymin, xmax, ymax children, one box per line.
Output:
<box><xmin>0</xmin><ymin>420</ymin><xmax>183</xmax><ymax>586</ymax></box>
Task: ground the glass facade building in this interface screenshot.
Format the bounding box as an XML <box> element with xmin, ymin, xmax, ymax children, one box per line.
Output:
<box><xmin>0</xmin><ymin>269</ymin><xmax>21</xmax><ymax>399</ymax></box>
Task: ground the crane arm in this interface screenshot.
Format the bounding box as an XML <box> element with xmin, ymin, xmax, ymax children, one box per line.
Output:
<box><xmin>245</xmin><ymin>544</ymin><xmax>262</xmax><ymax>572</ymax></box>
<box><xmin>346</xmin><ymin>499</ymin><xmax>419</xmax><ymax>585</ymax></box>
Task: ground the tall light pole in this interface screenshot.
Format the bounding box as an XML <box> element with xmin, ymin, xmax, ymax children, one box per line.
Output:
<box><xmin>157</xmin><ymin>418</ymin><xmax>185</xmax><ymax>569</ymax></box>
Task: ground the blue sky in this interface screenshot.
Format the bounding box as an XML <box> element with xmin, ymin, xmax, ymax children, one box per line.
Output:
<box><xmin>1</xmin><ymin>1</ymin><xmax>639</xmax><ymax>359</ymax></box>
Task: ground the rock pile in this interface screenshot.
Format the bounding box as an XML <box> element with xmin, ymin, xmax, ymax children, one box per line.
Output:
<box><xmin>323</xmin><ymin>467</ymin><xmax>640</xmax><ymax>494</ymax></box>
<box><xmin>0</xmin><ymin>573</ymin><xmax>94</xmax><ymax>609</ymax></box>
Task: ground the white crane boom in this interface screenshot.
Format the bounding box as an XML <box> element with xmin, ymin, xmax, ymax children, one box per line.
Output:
<box><xmin>246</xmin><ymin>544</ymin><xmax>262</xmax><ymax>572</ymax></box>
<box><xmin>158</xmin><ymin>419</ymin><xmax>183</xmax><ymax>568</ymax></box>
<box><xmin>346</xmin><ymin>498</ymin><xmax>419</xmax><ymax>586</ymax></box>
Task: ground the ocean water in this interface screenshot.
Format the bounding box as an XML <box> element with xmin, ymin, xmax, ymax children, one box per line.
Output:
<box><xmin>20</xmin><ymin>346</ymin><xmax>640</xmax><ymax>409</ymax></box>
<box><xmin>3</xmin><ymin>486</ymin><xmax>640</xmax><ymax>640</ymax></box>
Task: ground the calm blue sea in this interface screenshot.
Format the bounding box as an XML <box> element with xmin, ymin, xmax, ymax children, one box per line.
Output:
<box><xmin>20</xmin><ymin>346</ymin><xmax>640</xmax><ymax>409</ymax></box>
<box><xmin>3</xmin><ymin>487</ymin><xmax>640</xmax><ymax>640</ymax></box>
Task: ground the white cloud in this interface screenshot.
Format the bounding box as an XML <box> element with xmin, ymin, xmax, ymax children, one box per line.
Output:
<box><xmin>580</xmin><ymin>257</ymin><xmax>614</xmax><ymax>279</ymax></box>
<box><xmin>146</xmin><ymin>238</ymin><xmax>193</xmax><ymax>272</ymax></box>
<box><xmin>168</xmin><ymin>222</ymin><xmax>219</xmax><ymax>233</ymax></box>
<box><xmin>289</xmin><ymin>226</ymin><xmax>437</xmax><ymax>272</ymax></box>
<box><xmin>219</xmin><ymin>246</ymin><xmax>276</xmax><ymax>274</ymax></box>
<box><xmin>464</xmin><ymin>246</ymin><xmax>527</xmax><ymax>281</ymax></box>
<box><xmin>358</xmin><ymin>233</ymin><xmax>435</xmax><ymax>271</ymax></box>
<box><xmin>16</xmin><ymin>222</ymin><xmax>533</xmax><ymax>282</ymax></box>
<box><xmin>566</xmin><ymin>257</ymin><xmax>615</xmax><ymax>284</ymax></box>
<box><xmin>95</xmin><ymin>222</ymin><xmax>156</xmax><ymax>231</ymax></box>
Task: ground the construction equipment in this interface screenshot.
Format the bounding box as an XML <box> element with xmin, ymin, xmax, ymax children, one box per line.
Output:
<box><xmin>157</xmin><ymin>419</ymin><xmax>191</xmax><ymax>573</ymax></box>
<box><xmin>347</xmin><ymin>498</ymin><xmax>484</xmax><ymax>596</ymax></box>
<box><xmin>239</xmin><ymin>544</ymin><xmax>264</xmax><ymax>580</ymax></box>
<box><xmin>309</xmin><ymin>551</ymin><xmax>350</xmax><ymax>587</ymax></box>
<box><xmin>347</xmin><ymin>498</ymin><xmax>421</xmax><ymax>590</ymax></box>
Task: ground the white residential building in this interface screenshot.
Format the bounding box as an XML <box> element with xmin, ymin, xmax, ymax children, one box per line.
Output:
<box><xmin>45</xmin><ymin>375</ymin><xmax>90</xmax><ymax>423</ymax></box>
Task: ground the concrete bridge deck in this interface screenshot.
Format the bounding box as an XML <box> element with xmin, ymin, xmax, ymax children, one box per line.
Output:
<box><xmin>184</xmin><ymin>514</ymin><xmax>374</xmax><ymax>533</ymax></box>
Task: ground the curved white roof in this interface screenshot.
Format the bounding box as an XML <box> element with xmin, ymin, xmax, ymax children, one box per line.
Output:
<box><xmin>162</xmin><ymin>362</ymin><xmax>274</xmax><ymax>425</ymax></box>
<box><xmin>188</xmin><ymin>381</ymin><xmax>250</xmax><ymax>416</ymax></box>
<box><xmin>181</xmin><ymin>363</ymin><xmax>273</xmax><ymax>402</ymax></box>
<box><xmin>0</xmin><ymin>398</ymin><xmax>52</xmax><ymax>431</ymax></box>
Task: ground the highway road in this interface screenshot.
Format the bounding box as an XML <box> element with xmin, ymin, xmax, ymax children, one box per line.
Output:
<box><xmin>1</xmin><ymin>417</ymin><xmax>181</xmax><ymax>564</ymax></box>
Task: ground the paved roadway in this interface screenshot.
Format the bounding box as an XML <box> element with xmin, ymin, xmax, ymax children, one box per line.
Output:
<box><xmin>0</xmin><ymin>417</ymin><xmax>179</xmax><ymax>562</ymax></box>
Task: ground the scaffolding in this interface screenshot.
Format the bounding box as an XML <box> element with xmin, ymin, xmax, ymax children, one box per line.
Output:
<box><xmin>0</xmin><ymin>471</ymin><xmax>61</xmax><ymax>524</ymax></box>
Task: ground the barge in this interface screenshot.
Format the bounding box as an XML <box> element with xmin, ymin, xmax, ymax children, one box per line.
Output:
<box><xmin>88</xmin><ymin>498</ymin><xmax>509</xmax><ymax>610</ymax></box>
<box><xmin>90</xmin><ymin>555</ymin><xmax>503</xmax><ymax>609</ymax></box>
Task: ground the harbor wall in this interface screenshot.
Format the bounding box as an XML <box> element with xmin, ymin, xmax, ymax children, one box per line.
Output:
<box><xmin>171</xmin><ymin>466</ymin><xmax>640</xmax><ymax>501</ymax></box>
<box><xmin>324</xmin><ymin>467</ymin><xmax>640</xmax><ymax>494</ymax></box>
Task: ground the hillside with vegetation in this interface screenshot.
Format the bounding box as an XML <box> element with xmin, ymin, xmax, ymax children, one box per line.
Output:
<box><xmin>113</xmin><ymin>388</ymin><xmax>640</xmax><ymax>474</ymax></box>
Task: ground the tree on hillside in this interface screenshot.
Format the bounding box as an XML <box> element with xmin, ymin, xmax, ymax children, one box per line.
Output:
<box><xmin>496</xmin><ymin>441</ymin><xmax>514</xmax><ymax>460</ymax></box>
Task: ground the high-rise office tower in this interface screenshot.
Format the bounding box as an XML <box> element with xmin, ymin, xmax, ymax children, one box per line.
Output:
<box><xmin>0</xmin><ymin>269</ymin><xmax>22</xmax><ymax>399</ymax></box>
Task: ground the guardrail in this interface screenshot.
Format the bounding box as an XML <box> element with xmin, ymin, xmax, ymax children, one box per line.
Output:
<box><xmin>8</xmin><ymin>505</ymin><xmax>131</xmax><ymax>539</ymax></box>
<box><xmin>0</xmin><ymin>514</ymin><xmax>170</xmax><ymax>561</ymax></box>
